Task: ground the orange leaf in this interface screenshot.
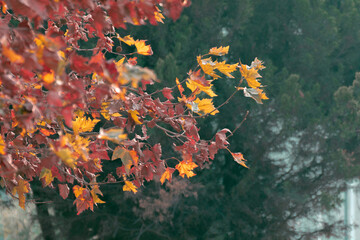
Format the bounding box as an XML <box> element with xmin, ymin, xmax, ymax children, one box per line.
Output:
<box><xmin>175</xmin><ymin>159</ymin><xmax>198</xmax><ymax>178</ymax></box>
<box><xmin>2</xmin><ymin>45</ymin><xmax>24</xmax><ymax>64</ymax></box>
<box><xmin>12</xmin><ymin>178</ymin><xmax>30</xmax><ymax>209</ymax></box>
<box><xmin>43</xmin><ymin>70</ymin><xmax>55</xmax><ymax>84</ymax></box>
<box><xmin>160</xmin><ymin>167</ymin><xmax>175</xmax><ymax>184</ymax></box>
<box><xmin>0</xmin><ymin>135</ymin><xmax>5</xmax><ymax>155</ymax></box>
<box><xmin>134</xmin><ymin>40</ymin><xmax>153</xmax><ymax>56</ymax></box>
<box><xmin>123</xmin><ymin>180</ymin><xmax>137</xmax><ymax>193</ymax></box>
<box><xmin>209</xmin><ymin>46</ymin><xmax>229</xmax><ymax>56</ymax></box>
<box><xmin>231</xmin><ymin>152</ymin><xmax>249</xmax><ymax>168</ymax></box>
<box><xmin>40</xmin><ymin>168</ymin><xmax>54</xmax><ymax>186</ymax></box>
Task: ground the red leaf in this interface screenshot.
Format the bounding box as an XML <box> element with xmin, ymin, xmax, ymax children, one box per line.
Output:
<box><xmin>162</xmin><ymin>87</ymin><xmax>174</xmax><ymax>100</ymax></box>
<box><xmin>58</xmin><ymin>184</ymin><xmax>69</xmax><ymax>199</ymax></box>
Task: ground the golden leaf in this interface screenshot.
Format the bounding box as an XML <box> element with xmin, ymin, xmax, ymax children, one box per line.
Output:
<box><xmin>90</xmin><ymin>185</ymin><xmax>105</xmax><ymax>204</ymax></box>
<box><xmin>43</xmin><ymin>70</ymin><xmax>55</xmax><ymax>84</ymax></box>
<box><xmin>186</xmin><ymin>79</ymin><xmax>217</xmax><ymax>97</ymax></box>
<box><xmin>134</xmin><ymin>40</ymin><xmax>153</xmax><ymax>56</ymax></box>
<box><xmin>189</xmin><ymin>98</ymin><xmax>219</xmax><ymax>115</ymax></box>
<box><xmin>175</xmin><ymin>159</ymin><xmax>198</xmax><ymax>178</ymax></box>
<box><xmin>123</xmin><ymin>180</ymin><xmax>137</xmax><ymax>193</ymax></box>
<box><xmin>154</xmin><ymin>7</ymin><xmax>165</xmax><ymax>23</ymax></box>
<box><xmin>73</xmin><ymin>185</ymin><xmax>86</xmax><ymax>198</ymax></box>
<box><xmin>56</xmin><ymin>148</ymin><xmax>76</xmax><ymax>169</ymax></box>
<box><xmin>209</xmin><ymin>46</ymin><xmax>229</xmax><ymax>56</ymax></box>
<box><xmin>40</xmin><ymin>168</ymin><xmax>54</xmax><ymax>186</ymax></box>
<box><xmin>214</xmin><ymin>61</ymin><xmax>237</xmax><ymax>78</ymax></box>
<box><xmin>118</xmin><ymin>35</ymin><xmax>136</xmax><ymax>46</ymax></box>
<box><xmin>197</xmin><ymin>56</ymin><xmax>220</xmax><ymax>79</ymax></box>
<box><xmin>239</xmin><ymin>63</ymin><xmax>262</xmax><ymax>89</ymax></box>
<box><xmin>72</xmin><ymin>116</ymin><xmax>100</xmax><ymax>134</ymax></box>
<box><xmin>12</xmin><ymin>178</ymin><xmax>30</xmax><ymax>209</ymax></box>
<box><xmin>2</xmin><ymin>45</ymin><xmax>24</xmax><ymax>64</ymax></box>
<box><xmin>128</xmin><ymin>110</ymin><xmax>142</xmax><ymax>125</ymax></box>
<box><xmin>0</xmin><ymin>135</ymin><xmax>5</xmax><ymax>155</ymax></box>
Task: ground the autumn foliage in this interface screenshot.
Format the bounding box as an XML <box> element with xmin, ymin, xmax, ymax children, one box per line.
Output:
<box><xmin>0</xmin><ymin>0</ymin><xmax>267</xmax><ymax>215</ymax></box>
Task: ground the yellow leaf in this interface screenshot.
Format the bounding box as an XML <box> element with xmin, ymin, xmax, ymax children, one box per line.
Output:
<box><xmin>0</xmin><ymin>135</ymin><xmax>5</xmax><ymax>155</ymax></box>
<box><xmin>73</xmin><ymin>185</ymin><xmax>86</xmax><ymax>198</ymax></box>
<box><xmin>90</xmin><ymin>186</ymin><xmax>105</xmax><ymax>204</ymax></box>
<box><xmin>128</xmin><ymin>110</ymin><xmax>142</xmax><ymax>124</ymax></box>
<box><xmin>43</xmin><ymin>70</ymin><xmax>55</xmax><ymax>84</ymax></box>
<box><xmin>12</xmin><ymin>178</ymin><xmax>30</xmax><ymax>209</ymax></box>
<box><xmin>239</xmin><ymin>63</ymin><xmax>262</xmax><ymax>89</ymax></box>
<box><xmin>231</xmin><ymin>152</ymin><xmax>249</xmax><ymax>168</ymax></box>
<box><xmin>118</xmin><ymin>35</ymin><xmax>136</xmax><ymax>46</ymax></box>
<box><xmin>72</xmin><ymin>116</ymin><xmax>100</xmax><ymax>134</ymax></box>
<box><xmin>197</xmin><ymin>56</ymin><xmax>220</xmax><ymax>79</ymax></box>
<box><xmin>40</xmin><ymin>168</ymin><xmax>54</xmax><ymax>186</ymax></box>
<box><xmin>214</xmin><ymin>61</ymin><xmax>237</xmax><ymax>78</ymax></box>
<box><xmin>189</xmin><ymin>98</ymin><xmax>219</xmax><ymax>115</ymax></box>
<box><xmin>154</xmin><ymin>7</ymin><xmax>165</xmax><ymax>23</ymax></box>
<box><xmin>123</xmin><ymin>180</ymin><xmax>137</xmax><ymax>193</ymax></box>
<box><xmin>175</xmin><ymin>159</ymin><xmax>198</xmax><ymax>178</ymax></box>
<box><xmin>209</xmin><ymin>46</ymin><xmax>229</xmax><ymax>56</ymax></box>
<box><xmin>134</xmin><ymin>40</ymin><xmax>153</xmax><ymax>56</ymax></box>
<box><xmin>186</xmin><ymin>79</ymin><xmax>217</xmax><ymax>97</ymax></box>
<box><xmin>56</xmin><ymin>148</ymin><xmax>76</xmax><ymax>169</ymax></box>
<box><xmin>2</xmin><ymin>45</ymin><xmax>24</xmax><ymax>64</ymax></box>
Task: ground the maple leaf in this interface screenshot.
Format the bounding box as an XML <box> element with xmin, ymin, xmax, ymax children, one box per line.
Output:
<box><xmin>239</xmin><ymin>63</ymin><xmax>262</xmax><ymax>89</ymax></box>
<box><xmin>189</xmin><ymin>98</ymin><xmax>219</xmax><ymax>115</ymax></box>
<box><xmin>231</xmin><ymin>152</ymin><xmax>249</xmax><ymax>168</ymax></box>
<box><xmin>197</xmin><ymin>56</ymin><xmax>220</xmax><ymax>79</ymax></box>
<box><xmin>12</xmin><ymin>178</ymin><xmax>30</xmax><ymax>209</ymax></box>
<box><xmin>160</xmin><ymin>167</ymin><xmax>175</xmax><ymax>184</ymax></box>
<box><xmin>154</xmin><ymin>7</ymin><xmax>165</xmax><ymax>23</ymax></box>
<box><xmin>209</xmin><ymin>46</ymin><xmax>229</xmax><ymax>56</ymax></box>
<box><xmin>40</xmin><ymin>168</ymin><xmax>54</xmax><ymax>186</ymax></box>
<box><xmin>128</xmin><ymin>110</ymin><xmax>142</xmax><ymax>124</ymax></box>
<box><xmin>118</xmin><ymin>35</ymin><xmax>136</xmax><ymax>45</ymax></box>
<box><xmin>72</xmin><ymin>116</ymin><xmax>100</xmax><ymax>134</ymax></box>
<box><xmin>175</xmin><ymin>159</ymin><xmax>198</xmax><ymax>178</ymax></box>
<box><xmin>0</xmin><ymin>135</ymin><xmax>5</xmax><ymax>154</ymax></box>
<box><xmin>186</xmin><ymin>78</ymin><xmax>217</xmax><ymax>97</ymax></box>
<box><xmin>214</xmin><ymin>61</ymin><xmax>237</xmax><ymax>78</ymax></box>
<box><xmin>243</xmin><ymin>87</ymin><xmax>269</xmax><ymax>104</ymax></box>
<box><xmin>134</xmin><ymin>40</ymin><xmax>153</xmax><ymax>56</ymax></box>
<box><xmin>118</xmin><ymin>35</ymin><xmax>153</xmax><ymax>55</ymax></box>
<box><xmin>2</xmin><ymin>45</ymin><xmax>24</xmax><ymax>64</ymax></box>
<box><xmin>73</xmin><ymin>185</ymin><xmax>94</xmax><ymax>215</ymax></box>
<box><xmin>55</xmin><ymin>148</ymin><xmax>76</xmax><ymax>169</ymax></box>
<box><xmin>250</xmin><ymin>57</ymin><xmax>266</xmax><ymax>70</ymax></box>
<box><xmin>112</xmin><ymin>147</ymin><xmax>138</xmax><ymax>175</ymax></box>
<box><xmin>90</xmin><ymin>185</ymin><xmax>105</xmax><ymax>204</ymax></box>
<box><xmin>123</xmin><ymin>180</ymin><xmax>137</xmax><ymax>193</ymax></box>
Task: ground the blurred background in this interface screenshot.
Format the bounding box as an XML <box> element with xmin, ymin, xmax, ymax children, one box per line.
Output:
<box><xmin>2</xmin><ymin>0</ymin><xmax>360</xmax><ymax>239</ymax></box>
